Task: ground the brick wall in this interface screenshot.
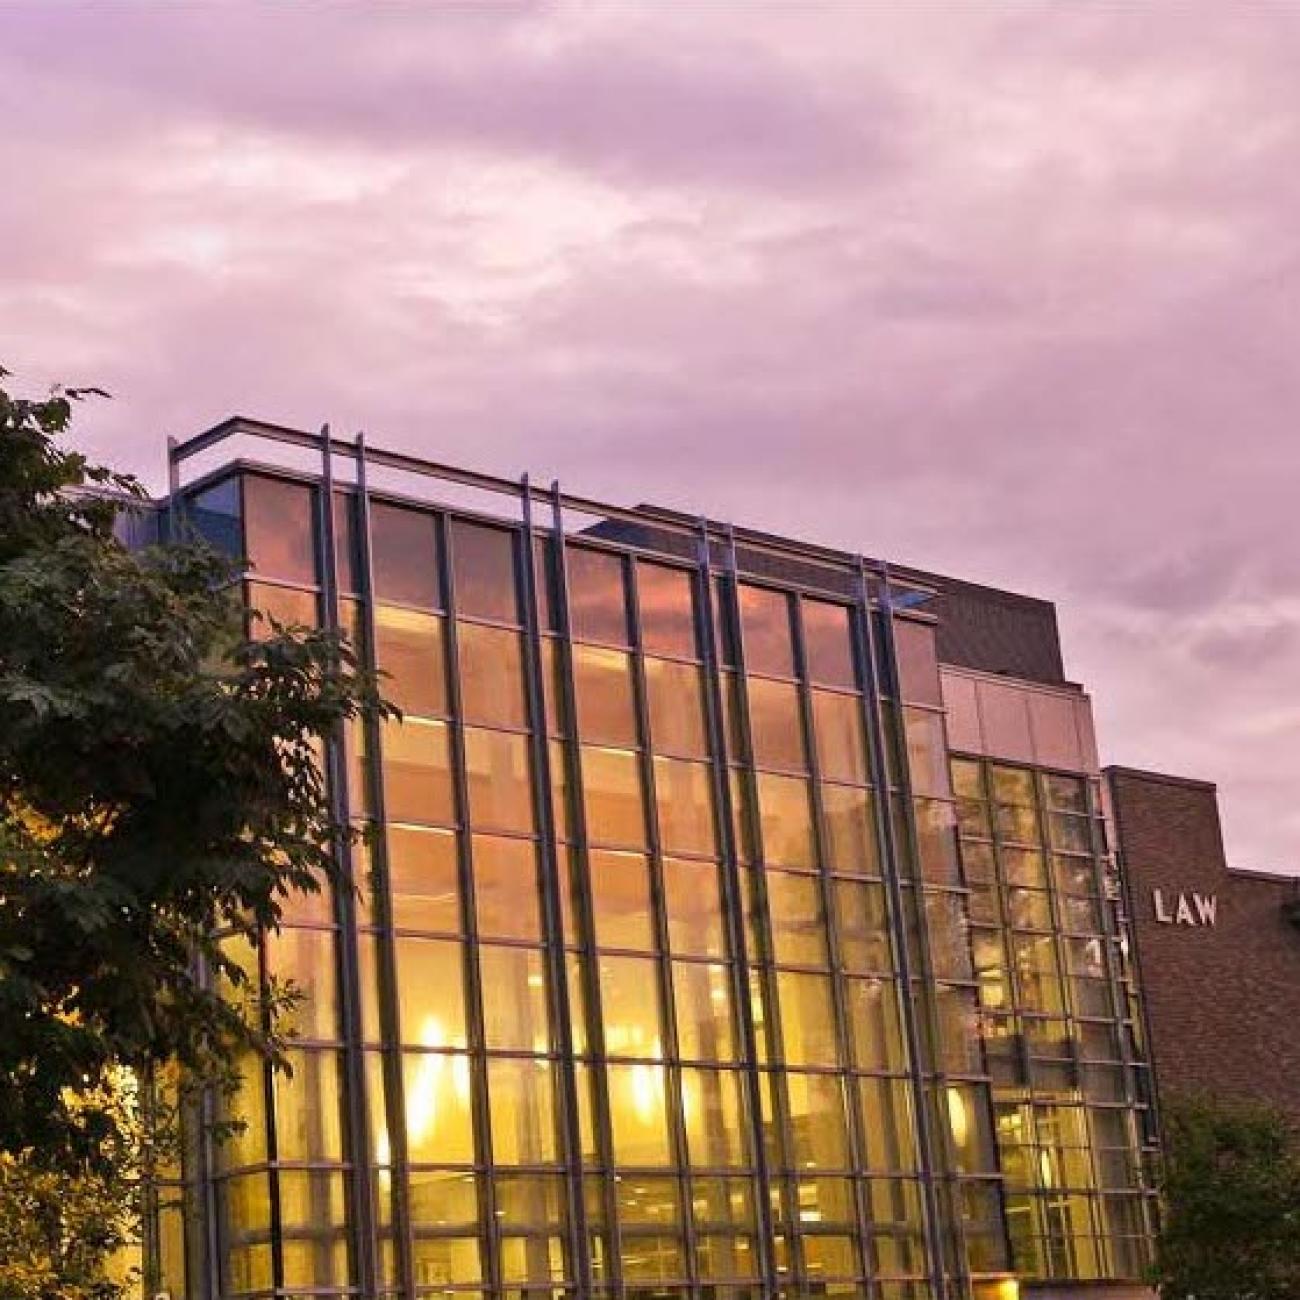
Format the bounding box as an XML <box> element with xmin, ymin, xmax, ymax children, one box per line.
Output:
<box><xmin>1107</xmin><ymin>766</ymin><xmax>1300</xmax><ymax>1120</ymax></box>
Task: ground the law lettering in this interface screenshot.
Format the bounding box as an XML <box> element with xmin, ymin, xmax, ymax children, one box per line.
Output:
<box><xmin>1152</xmin><ymin>888</ymin><xmax>1218</xmax><ymax>928</ymax></box>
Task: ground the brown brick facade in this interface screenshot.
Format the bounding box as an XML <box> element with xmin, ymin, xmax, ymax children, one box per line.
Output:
<box><xmin>1107</xmin><ymin>766</ymin><xmax>1300</xmax><ymax>1121</ymax></box>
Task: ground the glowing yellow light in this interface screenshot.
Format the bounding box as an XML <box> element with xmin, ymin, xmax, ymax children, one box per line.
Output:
<box><xmin>630</xmin><ymin>1063</ymin><xmax>663</xmax><ymax>1123</ymax></box>
<box><xmin>972</xmin><ymin>1279</ymin><xmax>1019</xmax><ymax>1300</ymax></box>
<box><xmin>947</xmin><ymin>1086</ymin><xmax>969</xmax><ymax>1150</ymax></box>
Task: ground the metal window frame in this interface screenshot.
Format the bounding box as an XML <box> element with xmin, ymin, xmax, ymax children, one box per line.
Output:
<box><xmin>852</xmin><ymin>560</ymin><xmax>950</xmax><ymax>1299</ymax></box>
<box><xmin>546</xmin><ymin>480</ymin><xmax>627</xmax><ymax>1294</ymax></box>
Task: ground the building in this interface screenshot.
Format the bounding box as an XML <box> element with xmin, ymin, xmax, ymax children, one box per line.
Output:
<box><xmin>148</xmin><ymin>417</ymin><xmax>1167</xmax><ymax>1300</ymax></box>
<box><xmin>1107</xmin><ymin>768</ymin><xmax>1300</xmax><ymax>1121</ymax></box>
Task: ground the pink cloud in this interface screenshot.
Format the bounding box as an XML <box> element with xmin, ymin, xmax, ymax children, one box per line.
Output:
<box><xmin>1</xmin><ymin>2</ymin><xmax>1297</xmax><ymax>868</ymax></box>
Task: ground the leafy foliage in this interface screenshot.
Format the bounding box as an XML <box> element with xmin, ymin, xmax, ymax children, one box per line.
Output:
<box><xmin>0</xmin><ymin>370</ymin><xmax>387</xmax><ymax>1293</ymax></box>
<box><xmin>1153</xmin><ymin>1092</ymin><xmax>1300</xmax><ymax>1299</ymax></box>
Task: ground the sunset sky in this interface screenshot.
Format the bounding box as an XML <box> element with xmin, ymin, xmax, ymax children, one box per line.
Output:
<box><xmin>3</xmin><ymin>4</ymin><xmax>1297</xmax><ymax>870</ymax></box>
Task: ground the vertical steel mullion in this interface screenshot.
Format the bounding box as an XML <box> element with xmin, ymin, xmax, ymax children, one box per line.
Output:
<box><xmin>317</xmin><ymin>426</ymin><xmax>380</xmax><ymax>1296</ymax></box>
<box><xmin>1103</xmin><ymin>779</ymin><xmax>1162</xmax><ymax>1127</ymax></box>
<box><xmin>852</xmin><ymin>559</ymin><xmax>948</xmax><ymax>1300</ymax></box>
<box><xmin>353</xmin><ymin>433</ymin><xmax>419</xmax><ymax>1300</ymax></box>
<box><xmin>549</xmin><ymin>482</ymin><xmax>625</xmax><ymax>1295</ymax></box>
<box><xmin>165</xmin><ymin>436</ymin><xmax>181</xmax><ymax>542</ymax></box>
<box><xmin>694</xmin><ymin>522</ymin><xmax>778</xmax><ymax>1296</ymax></box>
<box><xmin>256</xmin><ymin>939</ymin><xmax>286</xmax><ymax>1294</ymax></box>
<box><xmin>196</xmin><ymin>951</ymin><xmax>223</xmax><ymax>1300</ymax></box>
<box><xmin>439</xmin><ymin>520</ymin><xmax>504</xmax><ymax>1298</ymax></box>
<box><xmin>874</xmin><ymin>576</ymin><xmax>974</xmax><ymax>1293</ymax></box>
<box><xmin>1083</xmin><ymin>779</ymin><xmax>1151</xmax><ymax>1265</ymax></box>
<box><xmin>790</xmin><ymin>594</ymin><xmax>879</xmax><ymax>1295</ymax></box>
<box><xmin>719</xmin><ymin>529</ymin><xmax>802</xmax><ymax>1292</ymax></box>
<box><xmin>1083</xmin><ymin>782</ymin><xmax>1143</xmax><ymax>1108</ymax></box>
<box><xmin>519</xmin><ymin>475</ymin><xmax>592</xmax><ymax>1291</ymax></box>
<box><xmin>169</xmin><ymin>439</ymin><xmax>219</xmax><ymax>1300</ymax></box>
<box><xmin>240</xmin><ymin>536</ymin><xmax>288</xmax><ymax>1298</ymax></box>
<box><xmin>1102</xmin><ymin>781</ymin><xmax>1162</xmax><ymax>1261</ymax></box>
<box><xmin>626</xmin><ymin>555</ymin><xmax>701</xmax><ymax>1296</ymax></box>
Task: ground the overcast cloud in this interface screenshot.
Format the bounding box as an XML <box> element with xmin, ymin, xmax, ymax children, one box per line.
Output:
<box><xmin>3</xmin><ymin>2</ymin><xmax>1297</xmax><ymax>868</ymax></box>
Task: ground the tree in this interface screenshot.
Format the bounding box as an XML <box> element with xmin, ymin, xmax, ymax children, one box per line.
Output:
<box><xmin>1153</xmin><ymin>1092</ymin><xmax>1300</xmax><ymax>1299</ymax></box>
<box><xmin>0</xmin><ymin>371</ymin><xmax>386</xmax><ymax>1295</ymax></box>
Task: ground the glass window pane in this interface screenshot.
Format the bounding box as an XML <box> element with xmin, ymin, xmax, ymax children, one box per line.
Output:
<box><xmin>273</xmin><ymin>1049</ymin><xmax>344</xmax><ymax>1161</ymax></box>
<box><xmin>531</xmin><ymin>535</ymin><xmax>556</xmax><ymax>632</ymax></box>
<box><xmin>372</xmin><ymin>502</ymin><xmax>441</xmax><ymax>608</ymax></box>
<box><xmin>821</xmin><ymin>784</ymin><xmax>880</xmax><ymax>876</ymax></box>
<box><xmin>408</xmin><ymin>1169</ymin><xmax>479</xmax><ymax>1230</ymax></box>
<box><xmin>914</xmin><ymin>798</ymin><xmax>961</xmax><ymax>884</ymax></box>
<box><xmin>813</xmin><ymin>690</ymin><xmax>869</xmax><ymax>785</ymax></box>
<box><xmin>834</xmin><ymin>880</ymin><xmax>892</xmax><ymax>972</ymax></box>
<box><xmin>925</xmin><ymin>892</ymin><xmax>972</xmax><ymax>979</ymax></box>
<box><xmin>776</xmin><ymin>971</ymin><xmax>840</xmax><ymax>1066</ymax></box>
<box><xmin>845</xmin><ymin>976</ymin><xmax>903</xmax><ymax>1071</ymax></box>
<box><xmin>645</xmin><ymin>658</ymin><xmax>708</xmax><ymax>757</ymax></box>
<box><xmin>654</xmin><ymin>757</ymin><xmax>717</xmax><ymax>857</ymax></box>
<box><xmin>410</xmin><ymin>1234</ymin><xmax>482</xmax><ymax>1286</ymax></box>
<box><xmin>188</xmin><ymin>476</ymin><xmax>241</xmax><ymax>558</ymax></box>
<box><xmin>785</xmin><ymin>1072</ymin><xmax>850</xmax><ymax>1170</ymax></box>
<box><xmin>747</xmin><ymin>677</ymin><xmax>807</xmax><ymax>772</ymax></box>
<box><xmin>802</xmin><ymin>600</ymin><xmax>857</xmax><ymax>689</ymax></box>
<box><xmin>279</xmin><ymin>1171</ymin><xmax>349</xmax><ymax>1287</ymax></box>
<box><xmin>243</xmin><ymin>475</ymin><xmax>316</xmax><ymax>585</ymax></box>
<box><xmin>905</xmin><ymin>709</ymin><xmax>950</xmax><ymax>798</ymax></box>
<box><xmin>590</xmin><ymin>849</ymin><xmax>656</xmax><ymax>951</ymax></box>
<box><xmin>893</xmin><ymin>618</ymin><xmax>942</xmax><ymax>707</ymax></box>
<box><xmin>384</xmin><ymin>824</ymin><xmax>460</xmax><ymax>932</ymax></box>
<box><xmin>606</xmin><ymin>1062</ymin><xmax>672</xmax><ymax>1166</ymax></box>
<box><xmin>858</xmin><ymin>1077</ymin><xmax>918</xmax><ymax>1172</ymax></box>
<box><xmin>473</xmin><ymin>835</ymin><xmax>541</xmax><ymax>941</ymax></box>
<box><xmin>216</xmin><ymin>1056</ymin><xmax>267</xmax><ymax>1169</ymax></box>
<box><xmin>574</xmin><ymin>645</ymin><xmax>639</xmax><ymax>746</ymax></box>
<box><xmin>457</xmin><ymin>623</ymin><xmax>528</xmax><ymax>728</ymax></box>
<box><xmin>681</xmin><ymin>1068</ymin><xmax>749</xmax><ymax>1168</ymax></box>
<box><xmin>991</xmin><ymin>764</ymin><xmax>1036</xmax><ymax>806</ymax></box>
<box><xmin>332</xmin><ymin>490</ymin><xmax>358</xmax><ymax>593</ymax></box>
<box><xmin>265</xmin><ymin>928</ymin><xmax>337</xmax><ymax>1041</ymax></box>
<box><xmin>637</xmin><ymin>562</ymin><xmax>698</xmax><ymax>658</ymax></box>
<box><xmin>663</xmin><ymin>858</ymin><xmax>727</xmax><ymax>958</ymax></box>
<box><xmin>451</xmin><ymin>519</ymin><xmax>518</xmax><ymax>623</ymax></box>
<box><xmin>765</xmin><ymin>872</ymin><xmax>829</xmax><ymax>967</ymax></box>
<box><xmin>396</xmin><ymin>937</ymin><xmax>468</xmax><ymax>1048</ymax></box>
<box><xmin>674</xmin><ymin>961</ymin><xmax>737</xmax><ymax>1063</ymax></box>
<box><xmin>945</xmin><ymin>1085</ymin><xmax>997</xmax><ymax>1174</ymax></box>
<box><xmin>479</xmin><ymin>945</ymin><xmax>550</xmax><ymax>1051</ymax></box>
<box><xmin>248</xmin><ymin>582</ymin><xmax>318</xmax><ymax>632</ymax></box>
<box><xmin>598</xmin><ymin>955</ymin><xmax>663</xmax><ymax>1059</ymax></box>
<box><xmin>489</xmin><ymin>1060</ymin><xmax>558</xmax><ymax>1168</ymax></box>
<box><xmin>756</xmin><ymin>773</ymin><xmax>815</xmax><ymax>868</ymax></box>
<box><xmin>382</xmin><ymin>718</ymin><xmax>455</xmax><ymax>826</ymax></box>
<box><xmin>581</xmin><ymin>746</ymin><xmax>647</xmax><ymax>849</ymax></box>
<box><xmin>464</xmin><ymin>728</ymin><xmax>535</xmax><ymax>834</ymax></box>
<box><xmin>538</xmin><ymin>638</ymin><xmax>566</xmax><ymax>736</ymax></box>
<box><xmin>738</xmin><ymin>585</ymin><xmax>794</xmax><ymax>678</ymax></box>
<box><xmin>403</xmin><ymin>1051</ymin><xmax>475</xmax><ymax>1163</ymax></box>
<box><xmin>567</xmin><ymin>546</ymin><xmax>630</xmax><ymax>646</ymax></box>
<box><xmin>373</xmin><ymin>606</ymin><xmax>447</xmax><ymax>718</ymax></box>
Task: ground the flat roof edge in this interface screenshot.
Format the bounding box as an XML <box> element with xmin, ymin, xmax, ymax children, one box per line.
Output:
<box><xmin>1105</xmin><ymin>765</ymin><xmax>1218</xmax><ymax>794</ymax></box>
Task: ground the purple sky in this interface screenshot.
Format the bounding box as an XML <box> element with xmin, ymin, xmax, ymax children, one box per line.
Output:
<box><xmin>4</xmin><ymin>4</ymin><xmax>1298</xmax><ymax>870</ymax></box>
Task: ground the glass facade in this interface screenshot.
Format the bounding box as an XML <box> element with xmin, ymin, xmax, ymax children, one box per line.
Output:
<box><xmin>159</xmin><ymin>447</ymin><xmax>1158</xmax><ymax>1300</ymax></box>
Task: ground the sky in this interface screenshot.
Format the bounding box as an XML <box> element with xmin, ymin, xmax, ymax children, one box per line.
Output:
<box><xmin>3</xmin><ymin>3</ymin><xmax>1298</xmax><ymax>870</ymax></box>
